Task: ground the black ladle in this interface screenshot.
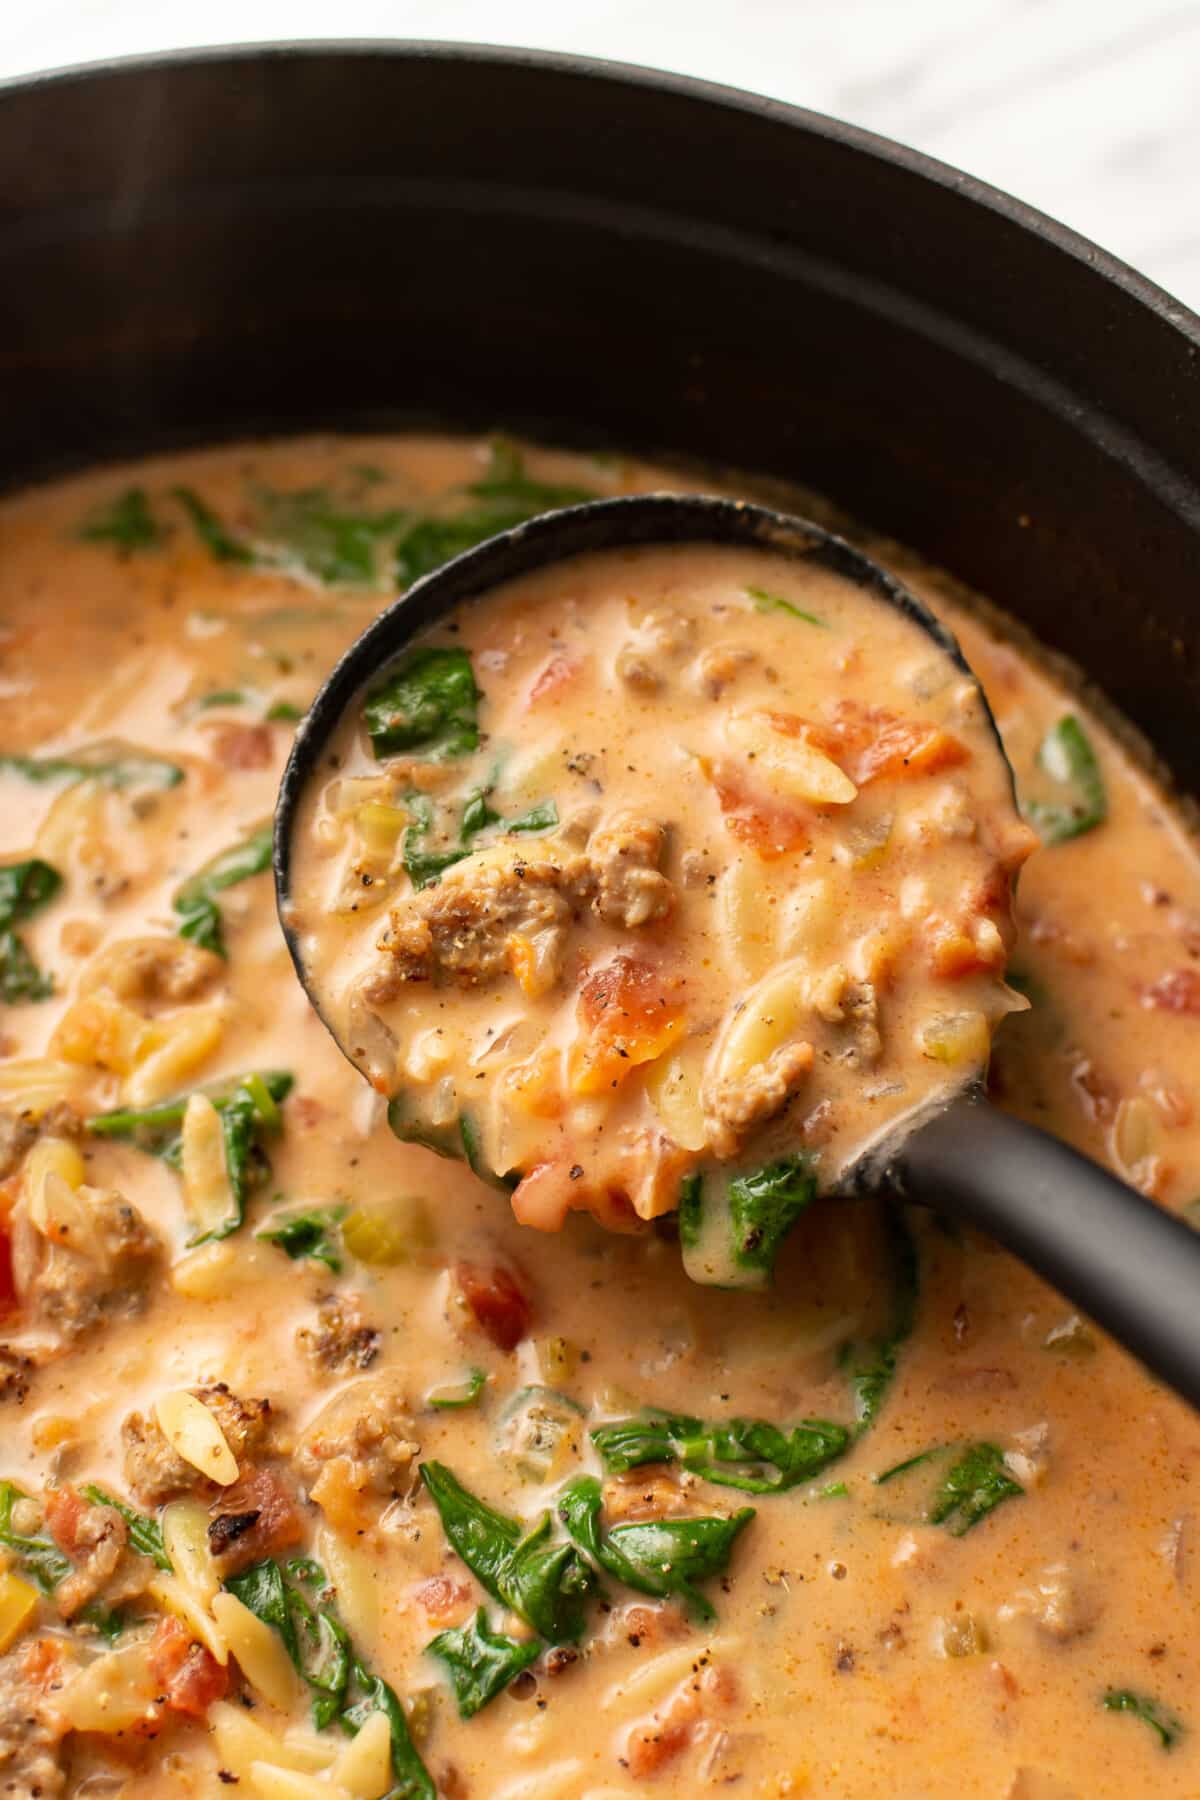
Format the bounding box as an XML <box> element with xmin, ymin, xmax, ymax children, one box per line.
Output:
<box><xmin>275</xmin><ymin>494</ymin><xmax>1200</xmax><ymax>1411</ymax></box>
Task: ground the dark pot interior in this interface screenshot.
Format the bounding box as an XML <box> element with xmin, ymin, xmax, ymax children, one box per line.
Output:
<box><xmin>1</xmin><ymin>44</ymin><xmax>1198</xmax><ymax>785</ymax></box>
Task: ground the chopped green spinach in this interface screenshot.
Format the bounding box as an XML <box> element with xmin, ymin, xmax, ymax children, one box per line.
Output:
<box><xmin>253</xmin><ymin>485</ymin><xmax>407</xmax><ymax>588</ymax></box>
<box><xmin>0</xmin><ymin>858</ymin><xmax>61</xmax><ymax>1004</ymax></box>
<box><xmin>419</xmin><ymin>1463</ymin><xmax>596</xmax><ymax>1645</ymax></box>
<box><xmin>428</xmin><ymin>1368</ymin><xmax>487</xmax><ymax>1411</ymax></box>
<box><xmin>0</xmin><ymin>1481</ymin><xmax>71</xmax><ymax>1592</ymax></box>
<box><xmin>365</xmin><ymin>648</ymin><xmax>481</xmax><ymax>761</ymax></box>
<box><xmin>0</xmin><ymin>745</ymin><xmax>182</xmax><ymax>791</ymax></box>
<box><xmin>590</xmin><ymin>1410</ymin><xmax>848</xmax><ymax>1496</ymax></box>
<box><xmin>746</xmin><ymin>584</ymin><xmax>826</xmax><ymax>627</ymax></box>
<box><xmin>172</xmin><ymin>487</ymin><xmax>254</xmax><ymax>564</ymax></box>
<box><xmin>1024</xmin><ymin>715</ymin><xmax>1107</xmax><ymax>844</ymax></box>
<box><xmin>226</xmin><ymin>1556</ymin><xmax>433</xmax><ymax>1794</ymax></box>
<box><xmin>401</xmin><ymin>787</ymin><xmax>558</xmax><ymax>892</ymax></box>
<box><xmin>928</xmin><ymin>1442</ymin><xmax>1023</xmax><ymax>1536</ymax></box>
<box><xmin>1102</xmin><ymin>1688</ymin><xmax>1183</xmax><ymax>1751</ymax></box>
<box><xmin>88</xmin><ymin>1068</ymin><xmax>292</xmax><ymax>1244</ymax></box>
<box><xmin>172</xmin><ymin>821</ymin><xmax>273</xmax><ymax>956</ymax></box>
<box><xmin>78</xmin><ymin>487</ymin><xmax>163</xmax><ymax>552</ymax></box>
<box><xmin>427</xmin><ymin>1607</ymin><xmax>540</xmax><ymax>1719</ymax></box>
<box><xmin>558</xmin><ymin>1475</ymin><xmax>753</xmax><ymax>1621</ymax></box>
<box><xmin>79</xmin><ymin>1484</ymin><xmax>172</xmax><ymax>1571</ymax></box>
<box><xmin>257</xmin><ymin>1204</ymin><xmax>348</xmax><ymax>1272</ymax></box>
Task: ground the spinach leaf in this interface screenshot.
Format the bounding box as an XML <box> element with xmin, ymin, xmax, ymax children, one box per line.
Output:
<box><xmin>727</xmin><ymin>1155</ymin><xmax>818</xmax><ymax>1277</ymax></box>
<box><xmin>506</xmin><ymin>799</ymin><xmax>559</xmax><ymax>834</ymax></box>
<box><xmin>843</xmin><ymin>1205</ymin><xmax>920</xmax><ymax>1432</ymax></box>
<box><xmin>419</xmin><ymin>1462</ymin><xmax>596</xmax><ymax>1644</ymax></box>
<box><xmin>80</xmin><ymin>1485</ymin><xmax>172</xmax><ymax>1571</ymax></box>
<box><xmin>257</xmin><ymin>1204</ymin><xmax>348</xmax><ymax>1273</ymax></box>
<box><xmin>89</xmin><ymin>1069</ymin><xmax>291</xmax><ymax>1243</ymax></box>
<box><xmin>401</xmin><ymin>792</ymin><xmax>474</xmax><ymax>891</ymax></box>
<box><xmin>0</xmin><ymin>746</ymin><xmax>182</xmax><ymax>791</ymax></box>
<box><xmin>428</xmin><ymin>1367</ymin><xmax>486</xmax><ymax>1410</ymax></box>
<box><xmin>266</xmin><ymin>700</ymin><xmax>305</xmax><ymax>723</ymax></box>
<box><xmin>172</xmin><ymin>487</ymin><xmax>254</xmax><ymax>564</ymax></box>
<box><xmin>590</xmin><ymin>1410</ymin><xmax>848</xmax><ymax>1495</ymax></box>
<box><xmin>0</xmin><ymin>1481</ymin><xmax>71</xmax><ymax>1593</ymax></box>
<box><xmin>227</xmin><ymin>1557</ymin><xmax>299</xmax><ymax>1657</ymax></box>
<box><xmin>172</xmin><ymin>822</ymin><xmax>273</xmax><ymax>956</ymax></box>
<box><xmin>226</xmin><ymin>1555</ymin><xmax>432</xmax><ymax>1790</ymax></box>
<box><xmin>427</xmin><ymin>1607</ymin><xmax>540</xmax><ymax>1718</ymax></box>
<box><xmin>253</xmin><ymin>486</ymin><xmax>407</xmax><ymax>588</ymax></box>
<box><xmin>558</xmin><ymin>1475</ymin><xmax>753</xmax><ymax>1621</ymax></box>
<box><xmin>1102</xmin><ymin>1688</ymin><xmax>1183</xmax><ymax>1751</ymax></box>
<box><xmin>364</xmin><ymin>648</ymin><xmax>481</xmax><ymax>761</ymax></box>
<box><xmin>87</xmin><ymin>1068</ymin><xmax>292</xmax><ymax>1153</ymax></box>
<box><xmin>467</xmin><ymin>440</ymin><xmax>596</xmax><ymax>513</ymax></box>
<box><xmin>872</xmin><ymin>1449</ymin><xmax>940</xmax><ymax>1487</ymax></box>
<box><xmin>78</xmin><ymin>487</ymin><xmax>163</xmax><ymax>551</ymax></box>
<box><xmin>400</xmin><ymin>786</ymin><xmax>556</xmax><ymax>892</ymax></box>
<box><xmin>0</xmin><ymin>859</ymin><xmax>61</xmax><ymax>1005</ymax></box>
<box><xmin>1025</xmin><ymin>715</ymin><xmax>1107</xmax><ymax>844</ymax></box>
<box><xmin>746</xmin><ymin>584</ymin><xmax>826</xmax><ymax>627</ymax></box>
<box><xmin>0</xmin><ymin>932</ymin><xmax>54</xmax><ymax>1004</ymax></box>
<box><xmin>340</xmin><ymin>1659</ymin><xmax>435</xmax><ymax>1800</ymax></box>
<box><xmin>928</xmin><ymin>1442</ymin><xmax>1023</xmax><ymax>1536</ymax></box>
<box><xmin>0</xmin><ymin>860</ymin><xmax>61</xmax><ymax>927</ymax></box>
<box><xmin>394</xmin><ymin>444</ymin><xmax>596</xmax><ymax>589</ymax></box>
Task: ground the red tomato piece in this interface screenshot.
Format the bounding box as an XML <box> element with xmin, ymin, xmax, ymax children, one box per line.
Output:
<box><xmin>455</xmin><ymin>1262</ymin><xmax>532</xmax><ymax>1351</ymax></box>
<box><xmin>526</xmin><ymin>652</ymin><xmax>584</xmax><ymax>707</ymax></box>
<box><xmin>43</xmin><ymin>1486</ymin><xmax>87</xmax><ymax>1555</ymax></box>
<box><xmin>148</xmin><ymin>1616</ymin><xmax>229</xmax><ymax>1718</ymax></box>
<box><xmin>570</xmin><ymin>955</ymin><xmax>687</xmax><ymax>1095</ymax></box>
<box><xmin>1143</xmin><ymin>969</ymin><xmax>1200</xmax><ymax>1015</ymax></box>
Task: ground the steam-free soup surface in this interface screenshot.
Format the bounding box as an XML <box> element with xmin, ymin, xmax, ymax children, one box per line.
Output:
<box><xmin>1</xmin><ymin>435</ymin><xmax>1199</xmax><ymax>1800</ymax></box>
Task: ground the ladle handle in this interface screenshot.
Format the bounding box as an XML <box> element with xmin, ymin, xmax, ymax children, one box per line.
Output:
<box><xmin>890</xmin><ymin>1091</ymin><xmax>1200</xmax><ymax>1411</ymax></box>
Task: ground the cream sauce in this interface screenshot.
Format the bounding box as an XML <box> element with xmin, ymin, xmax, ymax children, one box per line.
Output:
<box><xmin>0</xmin><ymin>435</ymin><xmax>1197</xmax><ymax>1799</ymax></box>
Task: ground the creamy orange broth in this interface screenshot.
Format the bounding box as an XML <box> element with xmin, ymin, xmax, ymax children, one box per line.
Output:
<box><xmin>287</xmin><ymin>537</ymin><xmax>1027</xmax><ymax>1263</ymax></box>
<box><xmin>0</xmin><ymin>435</ymin><xmax>1198</xmax><ymax>1800</ymax></box>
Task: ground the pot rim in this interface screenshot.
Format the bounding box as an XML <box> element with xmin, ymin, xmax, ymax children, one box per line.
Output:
<box><xmin>2</xmin><ymin>36</ymin><xmax>1197</xmax><ymax>353</ymax></box>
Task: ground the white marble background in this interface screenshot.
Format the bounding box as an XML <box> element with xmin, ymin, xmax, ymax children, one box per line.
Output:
<box><xmin>1</xmin><ymin>0</ymin><xmax>1197</xmax><ymax>313</ymax></box>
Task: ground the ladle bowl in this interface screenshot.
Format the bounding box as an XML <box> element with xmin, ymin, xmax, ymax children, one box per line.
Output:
<box><xmin>274</xmin><ymin>493</ymin><xmax>1200</xmax><ymax>1411</ymax></box>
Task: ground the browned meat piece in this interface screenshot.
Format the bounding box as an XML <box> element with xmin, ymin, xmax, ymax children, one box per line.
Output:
<box><xmin>297</xmin><ymin>1376</ymin><xmax>419</xmax><ymax>1528</ymax></box>
<box><xmin>363</xmin><ymin>814</ymin><xmax>674</xmax><ymax>1002</ymax></box>
<box><xmin>10</xmin><ymin>1185</ymin><xmax>160</xmax><ymax>1343</ymax></box>
<box><xmin>297</xmin><ymin>1295</ymin><xmax>382</xmax><ymax>1375</ymax></box>
<box><xmin>78</xmin><ymin>935</ymin><xmax>223</xmax><ymax>1009</ymax></box>
<box><xmin>583</xmin><ymin>814</ymin><xmax>673</xmax><ymax>929</ymax></box>
<box><xmin>0</xmin><ymin>1349</ymin><xmax>33</xmax><ymax>1408</ymax></box>
<box><xmin>42</xmin><ymin>1488</ymin><xmax>148</xmax><ymax>1621</ymax></box>
<box><xmin>206</xmin><ymin>1467</ymin><xmax>305</xmax><ymax>1577</ymax></box>
<box><xmin>120</xmin><ymin>1383</ymin><xmax>273</xmax><ymax>1506</ymax></box>
<box><xmin>365</xmin><ymin>845</ymin><xmax>577</xmax><ymax>999</ymax></box>
<box><xmin>0</xmin><ymin>1645</ymin><xmax>65</xmax><ymax>1800</ymax></box>
<box><xmin>0</xmin><ymin>1104</ymin><xmax>81</xmax><ymax>1184</ymax></box>
<box><xmin>703</xmin><ymin>1040</ymin><xmax>815</xmax><ymax>1159</ymax></box>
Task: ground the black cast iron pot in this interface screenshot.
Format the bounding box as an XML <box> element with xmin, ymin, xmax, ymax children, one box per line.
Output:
<box><xmin>1</xmin><ymin>41</ymin><xmax>1198</xmax><ymax>792</ymax></box>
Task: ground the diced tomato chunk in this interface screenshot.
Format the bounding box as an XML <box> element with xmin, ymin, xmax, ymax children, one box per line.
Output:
<box><xmin>708</xmin><ymin>762</ymin><xmax>809</xmax><ymax>858</ymax></box>
<box><xmin>43</xmin><ymin>1486</ymin><xmax>87</xmax><ymax>1555</ymax></box>
<box><xmin>148</xmin><ymin>1616</ymin><xmax>229</xmax><ymax>1718</ymax></box>
<box><xmin>1142</xmin><ymin>969</ymin><xmax>1200</xmax><ymax>1015</ymax></box>
<box><xmin>570</xmin><ymin>955</ymin><xmax>686</xmax><ymax>1095</ymax></box>
<box><xmin>415</xmin><ymin>1575</ymin><xmax>474</xmax><ymax>1625</ymax></box>
<box><xmin>455</xmin><ymin>1262</ymin><xmax>532</xmax><ymax>1351</ymax></box>
<box><xmin>207</xmin><ymin>1466</ymin><xmax>304</xmax><ymax>1574</ymax></box>
<box><xmin>763</xmin><ymin>701</ymin><xmax>967</xmax><ymax>786</ymax></box>
<box><xmin>527</xmin><ymin>652</ymin><xmax>584</xmax><ymax>707</ymax></box>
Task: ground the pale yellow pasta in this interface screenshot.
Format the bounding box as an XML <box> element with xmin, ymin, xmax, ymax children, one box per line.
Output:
<box><xmin>180</xmin><ymin>1091</ymin><xmax>233</xmax><ymax>1238</ymax></box>
<box><xmin>169</xmin><ymin>1239</ymin><xmax>239</xmax><ymax>1300</ymax></box>
<box><xmin>209</xmin><ymin>1702</ymin><xmax>336</xmax><ymax>1776</ymax></box>
<box><xmin>708</xmin><ymin>958</ymin><xmax>808</xmax><ymax>1085</ymax></box>
<box><xmin>123</xmin><ymin>1002</ymin><xmax>225</xmax><ymax>1105</ymax></box>
<box><xmin>715</xmin><ymin>853</ymin><xmax>776</xmax><ymax>979</ymax></box>
<box><xmin>0</xmin><ymin>1056</ymin><xmax>90</xmax><ymax>1115</ymax></box>
<box><xmin>161</xmin><ymin>1499</ymin><xmax>221</xmax><ymax>1606</ymax></box>
<box><xmin>154</xmin><ymin>1390</ymin><xmax>239</xmax><ymax>1486</ymax></box>
<box><xmin>329</xmin><ymin>1711</ymin><xmax>393</xmax><ymax>1799</ymax></box>
<box><xmin>0</xmin><ymin>1571</ymin><xmax>38</xmax><ymax>1655</ymax></box>
<box><xmin>147</xmin><ymin>1572</ymin><xmax>229</xmax><ymax>1666</ymax></box>
<box><xmin>724</xmin><ymin>711</ymin><xmax>857</xmax><ymax>804</ymax></box>
<box><xmin>600</xmin><ymin>1639</ymin><xmax>734</xmax><ymax>1712</ymax></box>
<box><xmin>212</xmin><ymin>1591</ymin><xmax>303</xmax><ymax>1709</ymax></box>
<box><xmin>58</xmin><ymin>1641</ymin><xmax>160</xmax><ymax>1734</ymax></box>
